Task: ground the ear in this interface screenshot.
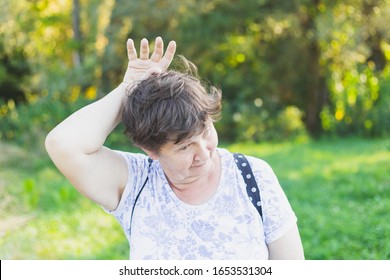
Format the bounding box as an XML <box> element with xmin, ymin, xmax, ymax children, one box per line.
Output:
<box><xmin>142</xmin><ymin>148</ymin><xmax>159</xmax><ymax>160</ymax></box>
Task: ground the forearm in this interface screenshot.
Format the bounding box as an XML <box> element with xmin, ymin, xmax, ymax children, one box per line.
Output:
<box><xmin>46</xmin><ymin>84</ymin><xmax>127</xmax><ymax>155</ymax></box>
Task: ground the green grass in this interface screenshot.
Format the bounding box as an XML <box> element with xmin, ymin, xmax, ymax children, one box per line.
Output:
<box><xmin>1</xmin><ymin>137</ymin><xmax>389</xmax><ymax>259</ymax></box>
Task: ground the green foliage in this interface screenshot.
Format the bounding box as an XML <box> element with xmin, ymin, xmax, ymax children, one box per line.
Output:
<box><xmin>0</xmin><ymin>93</ymin><xmax>92</xmax><ymax>148</ymax></box>
<box><xmin>322</xmin><ymin>64</ymin><xmax>390</xmax><ymax>137</ymax></box>
<box><xmin>217</xmin><ymin>102</ymin><xmax>308</xmax><ymax>142</ymax></box>
<box><xmin>367</xmin><ymin>69</ymin><xmax>390</xmax><ymax>136</ymax></box>
<box><xmin>0</xmin><ymin>33</ymin><xmax>30</xmax><ymax>103</ymax></box>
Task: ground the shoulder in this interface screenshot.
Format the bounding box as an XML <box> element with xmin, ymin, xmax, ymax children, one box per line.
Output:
<box><xmin>103</xmin><ymin>151</ymin><xmax>152</xmax><ymax>215</ymax></box>
<box><xmin>223</xmin><ymin>149</ymin><xmax>274</xmax><ymax>177</ymax></box>
<box><xmin>247</xmin><ymin>156</ymin><xmax>274</xmax><ymax>174</ymax></box>
<box><xmin>219</xmin><ymin>148</ymin><xmax>281</xmax><ymax>194</ymax></box>
<box><xmin>112</xmin><ymin>150</ymin><xmax>154</xmax><ymax>199</ymax></box>
<box><xmin>114</xmin><ymin>150</ymin><xmax>151</xmax><ymax>172</ymax></box>
<box><xmin>236</xmin><ymin>153</ymin><xmax>278</xmax><ymax>185</ymax></box>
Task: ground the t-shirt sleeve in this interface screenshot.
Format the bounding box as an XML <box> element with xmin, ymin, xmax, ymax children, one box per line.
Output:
<box><xmin>102</xmin><ymin>151</ymin><xmax>150</xmax><ymax>232</ymax></box>
<box><xmin>248</xmin><ymin>156</ymin><xmax>298</xmax><ymax>244</ymax></box>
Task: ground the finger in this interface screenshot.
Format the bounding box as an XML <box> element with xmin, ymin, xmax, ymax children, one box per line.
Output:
<box><xmin>139</xmin><ymin>38</ymin><xmax>149</xmax><ymax>60</ymax></box>
<box><xmin>160</xmin><ymin>40</ymin><xmax>176</xmax><ymax>70</ymax></box>
<box><xmin>150</xmin><ymin>36</ymin><xmax>164</xmax><ymax>62</ymax></box>
<box><xmin>127</xmin><ymin>39</ymin><xmax>137</xmax><ymax>61</ymax></box>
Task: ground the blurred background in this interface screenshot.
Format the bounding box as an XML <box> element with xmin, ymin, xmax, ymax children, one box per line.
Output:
<box><xmin>0</xmin><ymin>0</ymin><xmax>389</xmax><ymax>259</ymax></box>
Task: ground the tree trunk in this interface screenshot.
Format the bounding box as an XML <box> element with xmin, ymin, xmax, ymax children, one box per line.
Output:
<box><xmin>300</xmin><ymin>0</ymin><xmax>329</xmax><ymax>138</ymax></box>
<box><xmin>304</xmin><ymin>41</ymin><xmax>328</xmax><ymax>138</ymax></box>
<box><xmin>101</xmin><ymin>0</ymin><xmax>135</xmax><ymax>94</ymax></box>
<box><xmin>72</xmin><ymin>0</ymin><xmax>83</xmax><ymax>67</ymax></box>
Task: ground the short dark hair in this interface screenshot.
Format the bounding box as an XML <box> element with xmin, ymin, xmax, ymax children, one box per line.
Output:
<box><xmin>122</xmin><ymin>57</ymin><xmax>222</xmax><ymax>154</ymax></box>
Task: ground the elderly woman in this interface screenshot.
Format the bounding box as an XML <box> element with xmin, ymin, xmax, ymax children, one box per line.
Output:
<box><xmin>45</xmin><ymin>37</ymin><xmax>304</xmax><ymax>260</ymax></box>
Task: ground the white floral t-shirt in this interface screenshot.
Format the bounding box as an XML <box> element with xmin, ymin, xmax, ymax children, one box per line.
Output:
<box><xmin>105</xmin><ymin>148</ymin><xmax>297</xmax><ymax>260</ymax></box>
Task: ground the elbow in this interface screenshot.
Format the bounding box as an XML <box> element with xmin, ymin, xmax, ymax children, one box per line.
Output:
<box><xmin>45</xmin><ymin>131</ymin><xmax>58</xmax><ymax>158</ymax></box>
<box><xmin>45</xmin><ymin>130</ymin><xmax>68</xmax><ymax>159</ymax></box>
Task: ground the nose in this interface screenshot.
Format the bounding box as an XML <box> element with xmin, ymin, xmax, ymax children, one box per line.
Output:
<box><xmin>193</xmin><ymin>140</ymin><xmax>211</xmax><ymax>162</ymax></box>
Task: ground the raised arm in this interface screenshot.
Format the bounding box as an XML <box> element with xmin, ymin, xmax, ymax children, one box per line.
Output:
<box><xmin>45</xmin><ymin>37</ymin><xmax>176</xmax><ymax>210</ymax></box>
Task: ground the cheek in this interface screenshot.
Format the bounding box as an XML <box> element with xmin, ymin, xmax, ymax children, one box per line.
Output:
<box><xmin>209</xmin><ymin>130</ymin><xmax>219</xmax><ymax>149</ymax></box>
<box><xmin>172</xmin><ymin>153</ymin><xmax>195</xmax><ymax>170</ymax></box>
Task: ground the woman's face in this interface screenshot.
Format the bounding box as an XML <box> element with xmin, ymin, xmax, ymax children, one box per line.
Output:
<box><xmin>151</xmin><ymin>121</ymin><xmax>219</xmax><ymax>186</ymax></box>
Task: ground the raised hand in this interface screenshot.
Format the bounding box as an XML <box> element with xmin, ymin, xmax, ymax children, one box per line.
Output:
<box><xmin>123</xmin><ymin>37</ymin><xmax>176</xmax><ymax>84</ymax></box>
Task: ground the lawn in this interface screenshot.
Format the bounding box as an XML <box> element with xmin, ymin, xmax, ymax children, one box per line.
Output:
<box><xmin>1</xmin><ymin>137</ymin><xmax>389</xmax><ymax>259</ymax></box>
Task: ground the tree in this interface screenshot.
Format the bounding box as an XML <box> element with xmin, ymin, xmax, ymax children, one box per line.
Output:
<box><xmin>72</xmin><ymin>0</ymin><xmax>83</xmax><ymax>67</ymax></box>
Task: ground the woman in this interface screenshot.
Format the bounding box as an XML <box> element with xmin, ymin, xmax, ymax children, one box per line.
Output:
<box><xmin>45</xmin><ymin>37</ymin><xmax>304</xmax><ymax>260</ymax></box>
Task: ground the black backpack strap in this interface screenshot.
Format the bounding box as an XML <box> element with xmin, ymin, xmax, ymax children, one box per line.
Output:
<box><xmin>233</xmin><ymin>153</ymin><xmax>263</xmax><ymax>221</ymax></box>
<box><xmin>129</xmin><ymin>157</ymin><xmax>153</xmax><ymax>235</ymax></box>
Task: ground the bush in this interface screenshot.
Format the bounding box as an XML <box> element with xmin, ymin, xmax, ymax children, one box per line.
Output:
<box><xmin>321</xmin><ymin>64</ymin><xmax>390</xmax><ymax>138</ymax></box>
<box><xmin>217</xmin><ymin>101</ymin><xmax>308</xmax><ymax>143</ymax></box>
<box><xmin>0</xmin><ymin>93</ymin><xmax>91</xmax><ymax>149</ymax></box>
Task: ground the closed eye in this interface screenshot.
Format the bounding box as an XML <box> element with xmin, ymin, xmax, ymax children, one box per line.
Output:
<box><xmin>179</xmin><ymin>143</ymin><xmax>192</xmax><ymax>151</ymax></box>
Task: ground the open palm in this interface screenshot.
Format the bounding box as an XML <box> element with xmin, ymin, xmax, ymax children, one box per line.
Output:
<box><xmin>123</xmin><ymin>37</ymin><xmax>176</xmax><ymax>83</ymax></box>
